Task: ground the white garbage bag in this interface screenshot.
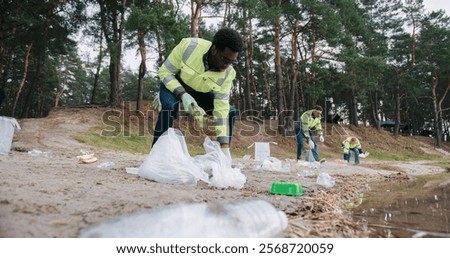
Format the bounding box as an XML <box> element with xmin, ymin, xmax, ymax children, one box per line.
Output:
<box><xmin>138</xmin><ymin>128</ymin><xmax>209</xmax><ymax>186</ymax></box>
<box><xmin>0</xmin><ymin>116</ymin><xmax>21</xmax><ymax>155</ymax></box>
<box><xmin>194</xmin><ymin>137</ymin><xmax>246</xmax><ymax>189</ymax></box>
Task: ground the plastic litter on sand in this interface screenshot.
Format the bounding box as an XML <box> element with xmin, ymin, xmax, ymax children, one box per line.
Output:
<box><xmin>79</xmin><ymin>199</ymin><xmax>288</xmax><ymax>238</ymax></box>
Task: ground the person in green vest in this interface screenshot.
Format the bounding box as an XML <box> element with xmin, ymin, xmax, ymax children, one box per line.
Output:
<box><xmin>295</xmin><ymin>105</ymin><xmax>325</xmax><ymax>162</ymax></box>
<box><xmin>341</xmin><ymin>137</ymin><xmax>369</xmax><ymax>164</ymax></box>
<box><xmin>152</xmin><ymin>28</ymin><xmax>243</xmax><ymax>162</ymax></box>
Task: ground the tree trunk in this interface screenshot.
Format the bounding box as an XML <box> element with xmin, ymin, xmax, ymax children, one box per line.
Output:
<box><xmin>136</xmin><ymin>31</ymin><xmax>147</xmax><ymax>112</ymax></box>
<box><xmin>190</xmin><ymin>0</ymin><xmax>204</xmax><ymax>37</ymax></box>
<box><xmin>274</xmin><ymin>15</ymin><xmax>285</xmax><ymax>134</ymax></box>
<box><xmin>394</xmin><ymin>70</ymin><xmax>402</xmax><ymax>136</ymax></box>
<box><xmin>12</xmin><ymin>43</ymin><xmax>32</xmax><ymax>117</ymax></box>
<box><xmin>91</xmin><ymin>30</ymin><xmax>104</xmax><ymax>104</ymax></box>
<box><xmin>263</xmin><ymin>51</ymin><xmax>271</xmax><ymax>119</ymax></box>
<box><xmin>54</xmin><ymin>57</ymin><xmax>67</xmax><ymax>107</ymax></box>
<box><xmin>433</xmin><ymin>75</ymin><xmax>450</xmax><ymax>147</ymax></box>
<box><xmin>288</xmin><ymin>20</ymin><xmax>300</xmax><ymax>128</ymax></box>
<box><xmin>98</xmin><ymin>0</ymin><xmax>126</xmax><ymax>108</ymax></box>
<box><xmin>243</xmin><ymin>27</ymin><xmax>252</xmax><ymax>113</ymax></box>
<box><xmin>349</xmin><ymin>90</ymin><xmax>358</xmax><ymax>126</ymax></box>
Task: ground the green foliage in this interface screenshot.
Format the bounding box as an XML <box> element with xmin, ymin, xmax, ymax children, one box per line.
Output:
<box><xmin>368</xmin><ymin>149</ymin><xmax>439</xmax><ymax>161</ymax></box>
<box><xmin>75</xmin><ymin>129</ymin><xmax>152</xmax><ymax>154</ymax></box>
<box><xmin>0</xmin><ymin>0</ymin><xmax>448</xmax><ymax>144</ymax></box>
<box><xmin>88</xmin><ymin>69</ymin><xmax>111</xmax><ymax>104</ymax></box>
<box><xmin>122</xmin><ymin>69</ymin><xmax>159</xmax><ymax>100</ymax></box>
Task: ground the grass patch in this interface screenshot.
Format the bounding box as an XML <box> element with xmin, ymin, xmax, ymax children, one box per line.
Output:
<box><xmin>415</xmin><ymin>172</ymin><xmax>450</xmax><ymax>185</ymax></box>
<box><xmin>75</xmin><ymin>130</ymin><xmax>151</xmax><ymax>154</ymax></box>
<box><xmin>429</xmin><ymin>161</ymin><xmax>450</xmax><ymax>170</ymax></box>
<box><xmin>231</xmin><ymin>147</ymin><xmax>253</xmax><ymax>159</ymax></box>
<box><xmin>75</xmin><ymin>126</ymin><xmax>248</xmax><ymax>158</ymax></box>
<box><xmin>368</xmin><ymin>150</ymin><xmax>438</xmax><ymax>161</ymax></box>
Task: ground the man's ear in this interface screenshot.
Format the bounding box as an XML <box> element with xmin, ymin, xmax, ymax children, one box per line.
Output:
<box><xmin>211</xmin><ymin>45</ymin><xmax>218</xmax><ymax>54</ymax></box>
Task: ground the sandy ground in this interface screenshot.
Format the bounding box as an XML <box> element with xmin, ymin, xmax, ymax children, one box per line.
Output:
<box><xmin>0</xmin><ymin>108</ymin><xmax>448</xmax><ymax>238</ymax></box>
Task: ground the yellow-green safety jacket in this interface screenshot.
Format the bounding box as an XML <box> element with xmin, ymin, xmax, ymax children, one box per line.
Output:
<box><xmin>299</xmin><ymin>110</ymin><xmax>323</xmax><ymax>138</ymax></box>
<box><xmin>158</xmin><ymin>38</ymin><xmax>236</xmax><ymax>144</ymax></box>
<box><xmin>342</xmin><ymin>137</ymin><xmax>361</xmax><ymax>154</ymax></box>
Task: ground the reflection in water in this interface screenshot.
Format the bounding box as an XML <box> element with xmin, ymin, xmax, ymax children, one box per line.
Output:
<box><xmin>352</xmin><ymin>177</ymin><xmax>450</xmax><ymax>237</ymax></box>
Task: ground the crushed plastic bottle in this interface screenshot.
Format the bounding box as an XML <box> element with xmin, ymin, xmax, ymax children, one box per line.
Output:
<box><xmin>297</xmin><ymin>169</ymin><xmax>313</xmax><ymax>177</ymax></box>
<box><xmin>79</xmin><ymin>198</ymin><xmax>288</xmax><ymax>238</ymax></box>
<box><xmin>28</xmin><ymin>149</ymin><xmax>52</xmax><ymax>157</ymax></box>
<box><xmin>97</xmin><ymin>161</ymin><xmax>115</xmax><ymax>169</ymax></box>
<box><xmin>260</xmin><ymin>157</ymin><xmax>290</xmax><ymax>172</ymax></box>
<box><xmin>316</xmin><ymin>172</ymin><xmax>335</xmax><ymax>188</ymax></box>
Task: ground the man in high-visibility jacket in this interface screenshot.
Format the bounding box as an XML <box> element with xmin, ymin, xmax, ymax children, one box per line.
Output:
<box><xmin>341</xmin><ymin>137</ymin><xmax>369</xmax><ymax>164</ymax></box>
<box><xmin>152</xmin><ymin>28</ymin><xmax>243</xmax><ymax>161</ymax></box>
<box><xmin>295</xmin><ymin>105</ymin><xmax>325</xmax><ymax>162</ymax></box>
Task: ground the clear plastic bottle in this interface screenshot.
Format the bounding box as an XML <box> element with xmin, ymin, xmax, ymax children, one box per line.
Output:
<box><xmin>27</xmin><ymin>149</ymin><xmax>52</xmax><ymax>157</ymax></box>
<box><xmin>80</xmin><ymin>198</ymin><xmax>288</xmax><ymax>238</ymax></box>
<box><xmin>316</xmin><ymin>172</ymin><xmax>335</xmax><ymax>187</ymax></box>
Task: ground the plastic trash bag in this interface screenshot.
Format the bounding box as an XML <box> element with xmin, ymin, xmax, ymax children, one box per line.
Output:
<box><xmin>0</xmin><ymin>116</ymin><xmax>21</xmax><ymax>155</ymax></box>
<box><xmin>308</xmin><ymin>138</ymin><xmax>315</xmax><ymax>149</ymax></box>
<box><xmin>79</xmin><ymin>198</ymin><xmax>288</xmax><ymax>238</ymax></box>
<box><xmin>316</xmin><ymin>172</ymin><xmax>335</xmax><ymax>188</ymax></box>
<box><xmin>260</xmin><ymin>157</ymin><xmax>290</xmax><ymax>173</ymax></box>
<box><xmin>305</xmin><ymin>150</ymin><xmax>315</xmax><ymax>162</ymax></box>
<box><xmin>138</xmin><ymin>128</ymin><xmax>209</xmax><ymax>186</ymax></box>
<box><xmin>194</xmin><ymin>137</ymin><xmax>246</xmax><ymax>189</ymax></box>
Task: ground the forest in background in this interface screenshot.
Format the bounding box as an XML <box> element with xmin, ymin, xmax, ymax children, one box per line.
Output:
<box><xmin>0</xmin><ymin>0</ymin><xmax>449</xmax><ymax>147</ymax></box>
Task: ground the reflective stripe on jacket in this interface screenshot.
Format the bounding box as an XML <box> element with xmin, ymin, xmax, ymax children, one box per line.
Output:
<box><xmin>158</xmin><ymin>38</ymin><xmax>236</xmax><ymax>144</ymax></box>
<box><xmin>299</xmin><ymin>110</ymin><xmax>323</xmax><ymax>138</ymax></box>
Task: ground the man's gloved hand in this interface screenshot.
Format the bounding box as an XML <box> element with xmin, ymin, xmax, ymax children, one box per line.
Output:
<box><xmin>152</xmin><ymin>92</ymin><xmax>161</xmax><ymax>112</ymax></box>
<box><xmin>308</xmin><ymin>138</ymin><xmax>315</xmax><ymax>149</ymax></box>
<box><xmin>181</xmin><ymin>93</ymin><xmax>197</xmax><ymax>116</ymax></box>
<box><xmin>221</xmin><ymin>147</ymin><xmax>231</xmax><ymax>162</ymax></box>
<box><xmin>192</xmin><ymin>105</ymin><xmax>207</xmax><ymax>128</ymax></box>
<box><xmin>319</xmin><ymin>135</ymin><xmax>324</xmax><ymax>142</ymax></box>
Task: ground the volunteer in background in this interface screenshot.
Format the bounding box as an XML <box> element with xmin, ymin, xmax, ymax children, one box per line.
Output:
<box><xmin>341</xmin><ymin>137</ymin><xmax>369</xmax><ymax>165</ymax></box>
<box><xmin>152</xmin><ymin>28</ymin><xmax>243</xmax><ymax>162</ymax></box>
<box><xmin>295</xmin><ymin>105</ymin><xmax>325</xmax><ymax>162</ymax></box>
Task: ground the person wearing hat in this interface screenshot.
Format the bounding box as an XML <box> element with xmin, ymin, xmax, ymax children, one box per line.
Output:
<box><xmin>295</xmin><ymin>105</ymin><xmax>325</xmax><ymax>162</ymax></box>
<box><xmin>341</xmin><ymin>137</ymin><xmax>369</xmax><ymax>165</ymax></box>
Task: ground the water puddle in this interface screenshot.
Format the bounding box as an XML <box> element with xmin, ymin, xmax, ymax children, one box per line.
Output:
<box><xmin>351</xmin><ymin>173</ymin><xmax>450</xmax><ymax>237</ymax></box>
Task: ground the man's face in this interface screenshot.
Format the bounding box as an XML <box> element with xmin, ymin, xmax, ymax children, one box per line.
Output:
<box><xmin>211</xmin><ymin>46</ymin><xmax>238</xmax><ymax>72</ymax></box>
<box><xmin>313</xmin><ymin>109</ymin><xmax>322</xmax><ymax>118</ymax></box>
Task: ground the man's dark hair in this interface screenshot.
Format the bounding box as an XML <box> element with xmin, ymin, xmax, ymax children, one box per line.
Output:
<box><xmin>213</xmin><ymin>28</ymin><xmax>243</xmax><ymax>52</ymax></box>
<box><xmin>313</xmin><ymin>105</ymin><xmax>323</xmax><ymax>112</ymax></box>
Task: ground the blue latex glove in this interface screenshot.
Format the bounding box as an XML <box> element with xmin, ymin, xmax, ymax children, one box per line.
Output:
<box><xmin>181</xmin><ymin>93</ymin><xmax>197</xmax><ymax>116</ymax></box>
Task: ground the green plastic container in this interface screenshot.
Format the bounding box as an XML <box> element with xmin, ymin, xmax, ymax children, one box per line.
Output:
<box><xmin>270</xmin><ymin>182</ymin><xmax>303</xmax><ymax>196</ymax></box>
